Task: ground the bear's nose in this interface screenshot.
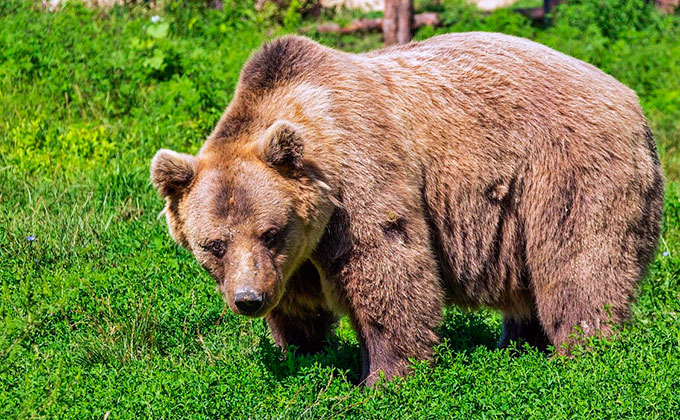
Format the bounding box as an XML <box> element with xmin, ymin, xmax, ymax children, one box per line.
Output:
<box><xmin>234</xmin><ymin>288</ymin><xmax>265</xmax><ymax>315</ymax></box>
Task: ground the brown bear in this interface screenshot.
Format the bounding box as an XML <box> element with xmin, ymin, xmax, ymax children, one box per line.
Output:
<box><xmin>150</xmin><ymin>32</ymin><xmax>664</xmax><ymax>385</ymax></box>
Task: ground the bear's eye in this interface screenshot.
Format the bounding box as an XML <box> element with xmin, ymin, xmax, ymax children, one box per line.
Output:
<box><xmin>203</xmin><ymin>240</ymin><xmax>227</xmax><ymax>258</ymax></box>
<box><xmin>261</xmin><ymin>228</ymin><xmax>281</xmax><ymax>249</ymax></box>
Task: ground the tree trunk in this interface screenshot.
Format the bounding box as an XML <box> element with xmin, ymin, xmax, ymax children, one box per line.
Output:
<box><xmin>543</xmin><ymin>0</ymin><xmax>565</xmax><ymax>16</ymax></box>
<box><xmin>316</xmin><ymin>13</ymin><xmax>438</xmax><ymax>35</ymax></box>
<box><xmin>397</xmin><ymin>0</ymin><xmax>413</xmax><ymax>44</ymax></box>
<box><xmin>655</xmin><ymin>0</ymin><xmax>679</xmax><ymax>12</ymax></box>
<box><xmin>383</xmin><ymin>0</ymin><xmax>413</xmax><ymax>45</ymax></box>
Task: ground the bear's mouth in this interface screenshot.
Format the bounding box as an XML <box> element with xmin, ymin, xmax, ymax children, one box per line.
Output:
<box><xmin>224</xmin><ymin>259</ymin><xmax>323</xmax><ymax>318</ymax></box>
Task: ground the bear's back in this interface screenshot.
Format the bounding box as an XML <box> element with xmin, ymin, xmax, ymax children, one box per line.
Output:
<box><xmin>364</xmin><ymin>32</ymin><xmax>636</xmax><ymax>104</ymax></box>
<box><xmin>209</xmin><ymin>32</ymin><xmax>649</xmax><ymax>178</ymax></box>
<box><xmin>360</xmin><ymin>32</ymin><xmax>643</xmax><ymax>150</ymax></box>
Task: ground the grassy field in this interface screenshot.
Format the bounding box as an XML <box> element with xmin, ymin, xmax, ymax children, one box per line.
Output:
<box><xmin>1</xmin><ymin>0</ymin><xmax>679</xmax><ymax>418</ymax></box>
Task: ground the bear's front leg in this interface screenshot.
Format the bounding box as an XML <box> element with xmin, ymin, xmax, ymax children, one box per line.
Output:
<box><xmin>265</xmin><ymin>260</ymin><xmax>336</xmax><ymax>355</ymax></box>
<box><xmin>338</xmin><ymin>225</ymin><xmax>444</xmax><ymax>386</ymax></box>
<box><xmin>266</xmin><ymin>305</ymin><xmax>335</xmax><ymax>355</ymax></box>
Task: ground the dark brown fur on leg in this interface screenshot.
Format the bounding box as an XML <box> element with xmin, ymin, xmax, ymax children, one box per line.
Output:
<box><xmin>266</xmin><ymin>307</ymin><xmax>335</xmax><ymax>355</ymax></box>
<box><xmin>265</xmin><ymin>261</ymin><xmax>336</xmax><ymax>355</ymax></box>
<box><xmin>317</xmin><ymin>207</ymin><xmax>443</xmax><ymax>386</ymax></box>
<box><xmin>525</xmin><ymin>144</ymin><xmax>663</xmax><ymax>353</ymax></box>
<box><xmin>498</xmin><ymin>315</ymin><xmax>551</xmax><ymax>351</ymax></box>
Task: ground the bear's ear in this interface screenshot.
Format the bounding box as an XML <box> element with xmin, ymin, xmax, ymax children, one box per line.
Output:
<box><xmin>258</xmin><ymin>120</ymin><xmax>304</xmax><ymax>174</ymax></box>
<box><xmin>150</xmin><ymin>149</ymin><xmax>198</xmax><ymax>197</ymax></box>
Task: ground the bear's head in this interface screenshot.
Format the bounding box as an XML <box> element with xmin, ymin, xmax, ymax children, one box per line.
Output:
<box><xmin>151</xmin><ymin>120</ymin><xmax>335</xmax><ymax>317</ymax></box>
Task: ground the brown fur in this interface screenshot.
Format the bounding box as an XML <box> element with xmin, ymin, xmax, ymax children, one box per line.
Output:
<box><xmin>151</xmin><ymin>33</ymin><xmax>664</xmax><ymax>385</ymax></box>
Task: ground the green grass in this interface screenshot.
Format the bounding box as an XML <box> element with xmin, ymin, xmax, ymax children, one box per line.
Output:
<box><xmin>1</xmin><ymin>0</ymin><xmax>679</xmax><ymax>417</ymax></box>
<box><xmin>513</xmin><ymin>0</ymin><xmax>543</xmax><ymax>9</ymax></box>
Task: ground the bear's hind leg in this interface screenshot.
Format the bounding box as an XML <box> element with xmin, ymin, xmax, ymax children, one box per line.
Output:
<box><xmin>529</xmin><ymin>240</ymin><xmax>641</xmax><ymax>353</ymax></box>
<box><xmin>498</xmin><ymin>315</ymin><xmax>551</xmax><ymax>351</ymax></box>
<box><xmin>527</xmin><ymin>221</ymin><xmax>652</xmax><ymax>353</ymax></box>
<box><xmin>533</xmin><ymin>280</ymin><xmax>622</xmax><ymax>354</ymax></box>
<box><xmin>523</xmin><ymin>159</ymin><xmax>662</xmax><ymax>353</ymax></box>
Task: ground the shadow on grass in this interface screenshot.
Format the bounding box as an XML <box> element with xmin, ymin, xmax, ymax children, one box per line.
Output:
<box><xmin>437</xmin><ymin>310</ymin><xmax>501</xmax><ymax>354</ymax></box>
<box><xmin>257</xmin><ymin>328</ymin><xmax>364</xmax><ymax>384</ymax></box>
<box><xmin>258</xmin><ymin>309</ymin><xmax>501</xmax><ymax>384</ymax></box>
